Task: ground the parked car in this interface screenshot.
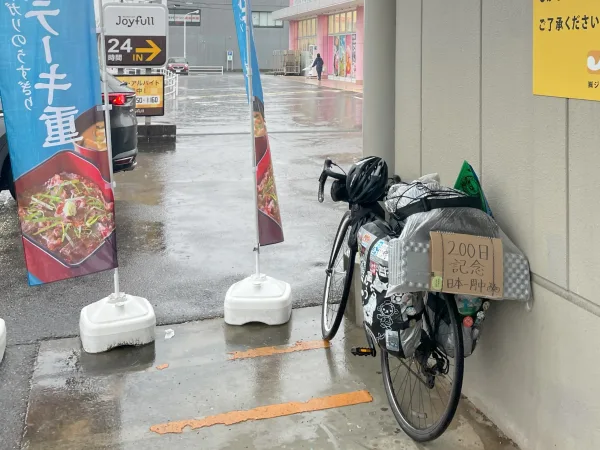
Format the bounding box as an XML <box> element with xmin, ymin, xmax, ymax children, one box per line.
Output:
<box><xmin>0</xmin><ymin>99</ymin><xmax>15</xmax><ymax>199</ymax></box>
<box><xmin>0</xmin><ymin>73</ymin><xmax>138</xmax><ymax>199</ymax></box>
<box><xmin>101</xmin><ymin>72</ymin><xmax>138</xmax><ymax>172</ymax></box>
<box><xmin>167</xmin><ymin>57</ymin><xmax>189</xmax><ymax>75</ymax></box>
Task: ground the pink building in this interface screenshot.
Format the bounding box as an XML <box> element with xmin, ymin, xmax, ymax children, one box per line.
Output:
<box><xmin>272</xmin><ymin>0</ymin><xmax>364</xmax><ymax>84</ymax></box>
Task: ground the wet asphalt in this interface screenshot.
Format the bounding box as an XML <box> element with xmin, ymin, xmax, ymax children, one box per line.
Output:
<box><xmin>0</xmin><ymin>74</ymin><xmax>362</xmax><ymax>448</ymax></box>
<box><xmin>20</xmin><ymin>307</ymin><xmax>518</xmax><ymax>450</ymax></box>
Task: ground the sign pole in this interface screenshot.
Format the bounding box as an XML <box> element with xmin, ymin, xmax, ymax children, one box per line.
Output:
<box><xmin>79</xmin><ymin>0</ymin><xmax>156</xmax><ymax>354</ymax></box>
<box><xmin>246</xmin><ymin>5</ymin><xmax>261</xmax><ymax>280</ymax></box>
<box><xmin>97</xmin><ymin>0</ymin><xmax>120</xmax><ymax>299</ymax></box>
<box><xmin>224</xmin><ymin>0</ymin><xmax>291</xmax><ymax>327</ymax></box>
<box><xmin>0</xmin><ymin>318</ymin><xmax>5</xmax><ymax>366</ymax></box>
<box><xmin>184</xmin><ymin>14</ymin><xmax>187</xmax><ymax>59</ymax></box>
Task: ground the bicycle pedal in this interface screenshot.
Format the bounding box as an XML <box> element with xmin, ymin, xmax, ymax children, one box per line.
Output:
<box><xmin>351</xmin><ymin>347</ymin><xmax>375</xmax><ymax>357</ymax></box>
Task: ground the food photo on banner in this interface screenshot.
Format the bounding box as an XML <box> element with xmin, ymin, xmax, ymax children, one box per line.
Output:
<box><xmin>232</xmin><ymin>0</ymin><xmax>284</xmax><ymax>246</ymax></box>
<box><xmin>0</xmin><ymin>0</ymin><xmax>117</xmax><ymax>286</ymax></box>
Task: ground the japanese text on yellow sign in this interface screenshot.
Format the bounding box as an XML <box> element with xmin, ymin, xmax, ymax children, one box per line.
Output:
<box><xmin>534</xmin><ymin>0</ymin><xmax>600</xmax><ymax>101</ymax></box>
<box><xmin>116</xmin><ymin>75</ymin><xmax>164</xmax><ymax>116</ymax></box>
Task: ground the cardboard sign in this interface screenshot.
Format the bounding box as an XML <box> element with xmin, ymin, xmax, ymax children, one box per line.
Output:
<box><xmin>430</xmin><ymin>232</ymin><xmax>504</xmax><ymax>299</ymax></box>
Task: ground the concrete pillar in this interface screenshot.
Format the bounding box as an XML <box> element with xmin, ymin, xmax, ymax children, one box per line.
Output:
<box><xmin>317</xmin><ymin>16</ymin><xmax>328</xmax><ymax>76</ymax></box>
<box><xmin>289</xmin><ymin>21</ymin><xmax>298</xmax><ymax>50</ymax></box>
<box><xmin>355</xmin><ymin>6</ymin><xmax>364</xmax><ymax>82</ymax></box>
<box><xmin>362</xmin><ymin>0</ymin><xmax>396</xmax><ymax>168</ymax></box>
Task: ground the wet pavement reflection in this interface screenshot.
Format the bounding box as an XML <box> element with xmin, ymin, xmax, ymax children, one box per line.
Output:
<box><xmin>167</xmin><ymin>75</ymin><xmax>362</xmax><ymax>135</ymax></box>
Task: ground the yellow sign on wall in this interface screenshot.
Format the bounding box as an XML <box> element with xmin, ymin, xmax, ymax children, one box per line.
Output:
<box><xmin>116</xmin><ymin>74</ymin><xmax>165</xmax><ymax>116</ymax></box>
<box><xmin>534</xmin><ymin>0</ymin><xmax>600</xmax><ymax>100</ymax></box>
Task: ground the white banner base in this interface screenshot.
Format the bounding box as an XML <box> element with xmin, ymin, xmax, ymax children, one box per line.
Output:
<box><xmin>0</xmin><ymin>318</ymin><xmax>6</xmax><ymax>365</ymax></box>
<box><xmin>224</xmin><ymin>275</ymin><xmax>292</xmax><ymax>326</ymax></box>
<box><xmin>80</xmin><ymin>294</ymin><xmax>156</xmax><ymax>354</ymax></box>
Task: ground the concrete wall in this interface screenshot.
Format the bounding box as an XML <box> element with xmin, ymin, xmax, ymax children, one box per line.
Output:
<box><xmin>168</xmin><ymin>0</ymin><xmax>289</xmax><ymax>70</ymax></box>
<box><xmin>395</xmin><ymin>1</ymin><xmax>600</xmax><ymax>449</ymax></box>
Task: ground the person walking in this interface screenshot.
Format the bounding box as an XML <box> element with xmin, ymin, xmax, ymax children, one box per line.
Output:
<box><xmin>312</xmin><ymin>53</ymin><xmax>324</xmax><ymax>81</ymax></box>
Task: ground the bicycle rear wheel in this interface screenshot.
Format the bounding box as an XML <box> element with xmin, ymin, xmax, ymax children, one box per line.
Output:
<box><xmin>381</xmin><ymin>293</ymin><xmax>464</xmax><ymax>442</ymax></box>
<box><xmin>321</xmin><ymin>211</ymin><xmax>356</xmax><ymax>341</ymax></box>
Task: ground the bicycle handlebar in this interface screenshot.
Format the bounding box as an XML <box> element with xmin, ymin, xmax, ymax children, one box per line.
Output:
<box><xmin>318</xmin><ymin>158</ymin><xmax>347</xmax><ymax>203</ymax></box>
<box><xmin>317</xmin><ymin>159</ymin><xmax>331</xmax><ymax>203</ymax></box>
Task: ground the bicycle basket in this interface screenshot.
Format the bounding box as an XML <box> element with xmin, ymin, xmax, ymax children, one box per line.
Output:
<box><xmin>359</xmin><ymin>221</ymin><xmax>424</xmax><ymax>359</ymax></box>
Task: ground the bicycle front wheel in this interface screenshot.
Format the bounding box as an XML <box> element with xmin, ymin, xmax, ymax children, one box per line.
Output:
<box><xmin>381</xmin><ymin>294</ymin><xmax>464</xmax><ymax>442</ymax></box>
<box><xmin>321</xmin><ymin>211</ymin><xmax>356</xmax><ymax>341</ymax></box>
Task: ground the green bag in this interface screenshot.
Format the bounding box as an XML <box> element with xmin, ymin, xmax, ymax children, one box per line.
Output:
<box><xmin>454</xmin><ymin>161</ymin><xmax>494</xmax><ymax>217</ymax></box>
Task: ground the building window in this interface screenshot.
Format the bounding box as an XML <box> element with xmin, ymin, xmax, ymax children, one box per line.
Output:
<box><xmin>297</xmin><ymin>18</ymin><xmax>317</xmax><ymax>52</ymax></box>
<box><xmin>252</xmin><ymin>11</ymin><xmax>283</xmax><ymax>28</ymax></box>
<box><xmin>328</xmin><ymin>11</ymin><xmax>357</xmax><ymax>34</ymax></box>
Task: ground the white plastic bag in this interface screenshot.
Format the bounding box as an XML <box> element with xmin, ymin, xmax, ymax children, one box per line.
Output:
<box><xmin>302</xmin><ymin>66</ymin><xmax>313</xmax><ymax>77</ymax></box>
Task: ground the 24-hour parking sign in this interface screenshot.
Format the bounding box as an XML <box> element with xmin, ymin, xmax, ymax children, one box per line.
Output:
<box><xmin>103</xmin><ymin>3</ymin><xmax>168</xmax><ymax>67</ymax></box>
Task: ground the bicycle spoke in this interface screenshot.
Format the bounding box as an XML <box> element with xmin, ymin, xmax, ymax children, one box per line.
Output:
<box><xmin>428</xmin><ymin>382</ymin><xmax>438</xmax><ymax>423</ymax></box>
<box><xmin>407</xmin><ymin>359</ymin><xmax>419</xmax><ymax>427</ymax></box>
<box><xmin>399</xmin><ymin>364</ymin><xmax>411</xmax><ymax>407</ymax></box>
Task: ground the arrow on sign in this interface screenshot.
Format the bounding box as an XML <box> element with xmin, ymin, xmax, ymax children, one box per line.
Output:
<box><xmin>136</xmin><ymin>40</ymin><xmax>161</xmax><ymax>62</ymax></box>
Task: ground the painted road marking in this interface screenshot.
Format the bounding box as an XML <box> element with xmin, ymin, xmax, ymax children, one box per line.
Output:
<box><xmin>228</xmin><ymin>340</ymin><xmax>330</xmax><ymax>360</ymax></box>
<box><xmin>150</xmin><ymin>390</ymin><xmax>373</xmax><ymax>435</ymax></box>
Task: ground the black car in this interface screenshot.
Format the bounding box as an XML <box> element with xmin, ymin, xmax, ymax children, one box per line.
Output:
<box><xmin>0</xmin><ymin>100</ymin><xmax>15</xmax><ymax>199</ymax></box>
<box><xmin>0</xmin><ymin>73</ymin><xmax>137</xmax><ymax>199</ymax></box>
<box><xmin>167</xmin><ymin>57</ymin><xmax>189</xmax><ymax>75</ymax></box>
<box><xmin>101</xmin><ymin>72</ymin><xmax>138</xmax><ymax>172</ymax></box>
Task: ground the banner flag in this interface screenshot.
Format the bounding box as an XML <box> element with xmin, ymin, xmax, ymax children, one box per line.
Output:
<box><xmin>232</xmin><ymin>0</ymin><xmax>284</xmax><ymax>246</ymax></box>
<box><xmin>0</xmin><ymin>0</ymin><xmax>118</xmax><ymax>285</ymax></box>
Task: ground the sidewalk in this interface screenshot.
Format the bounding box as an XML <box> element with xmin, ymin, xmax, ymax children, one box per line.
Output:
<box><xmin>22</xmin><ymin>306</ymin><xmax>517</xmax><ymax>450</ymax></box>
<box><xmin>283</xmin><ymin>75</ymin><xmax>363</xmax><ymax>94</ymax></box>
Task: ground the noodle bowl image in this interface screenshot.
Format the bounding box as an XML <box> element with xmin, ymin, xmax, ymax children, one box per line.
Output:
<box><xmin>15</xmin><ymin>151</ymin><xmax>117</xmax><ymax>283</ymax></box>
<box><xmin>18</xmin><ymin>172</ymin><xmax>115</xmax><ymax>265</ymax></box>
<box><xmin>257</xmin><ymin>164</ymin><xmax>281</xmax><ymax>224</ymax></box>
<box><xmin>254</xmin><ymin>111</ymin><xmax>267</xmax><ymax>138</ymax></box>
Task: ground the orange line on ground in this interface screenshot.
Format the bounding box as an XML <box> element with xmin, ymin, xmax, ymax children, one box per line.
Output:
<box><xmin>156</xmin><ymin>364</ymin><xmax>169</xmax><ymax>370</ymax></box>
<box><xmin>228</xmin><ymin>340</ymin><xmax>330</xmax><ymax>360</ymax></box>
<box><xmin>149</xmin><ymin>390</ymin><xmax>373</xmax><ymax>435</ymax></box>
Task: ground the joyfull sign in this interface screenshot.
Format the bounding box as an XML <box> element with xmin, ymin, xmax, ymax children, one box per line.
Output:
<box><xmin>103</xmin><ymin>3</ymin><xmax>168</xmax><ymax>67</ymax></box>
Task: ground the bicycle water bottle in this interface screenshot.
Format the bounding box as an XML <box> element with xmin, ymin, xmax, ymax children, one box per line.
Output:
<box><xmin>455</xmin><ymin>295</ymin><xmax>482</xmax><ymax>316</ymax></box>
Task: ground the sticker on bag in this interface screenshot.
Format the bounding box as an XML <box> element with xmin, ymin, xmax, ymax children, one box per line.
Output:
<box><xmin>372</xmin><ymin>276</ymin><xmax>386</xmax><ymax>293</ymax></box>
<box><xmin>385</xmin><ymin>330</ymin><xmax>400</xmax><ymax>352</ymax></box>
<box><xmin>371</xmin><ymin>241</ymin><xmax>384</xmax><ymax>257</ymax></box>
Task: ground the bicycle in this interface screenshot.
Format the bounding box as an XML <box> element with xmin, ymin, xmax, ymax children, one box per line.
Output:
<box><xmin>317</xmin><ymin>157</ymin><xmax>464</xmax><ymax>442</ymax></box>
